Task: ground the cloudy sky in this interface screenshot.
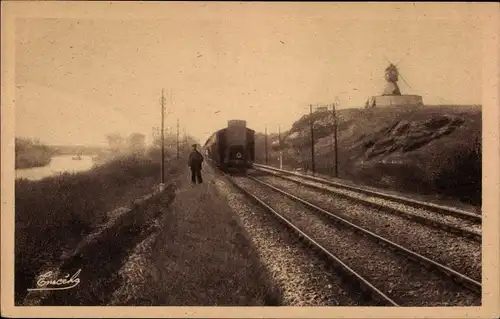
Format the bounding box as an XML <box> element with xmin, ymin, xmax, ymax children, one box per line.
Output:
<box><xmin>12</xmin><ymin>2</ymin><xmax>484</xmax><ymax>146</ymax></box>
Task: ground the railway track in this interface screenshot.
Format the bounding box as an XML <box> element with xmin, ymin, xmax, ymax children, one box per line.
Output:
<box><xmin>217</xmin><ymin>167</ymin><xmax>481</xmax><ymax>306</ymax></box>
<box><xmin>253</xmin><ymin>164</ymin><xmax>481</xmax><ymax>242</ymax></box>
<box><xmin>253</xmin><ymin>170</ymin><xmax>481</xmax><ymax>283</ymax></box>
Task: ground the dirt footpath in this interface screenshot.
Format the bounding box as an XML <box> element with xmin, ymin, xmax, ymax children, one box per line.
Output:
<box><xmin>111</xmin><ymin>164</ymin><xmax>282</xmax><ymax>306</ymax></box>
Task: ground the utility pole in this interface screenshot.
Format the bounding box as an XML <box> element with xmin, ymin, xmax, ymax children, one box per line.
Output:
<box><xmin>176</xmin><ymin>119</ymin><xmax>180</xmax><ymax>159</ymax></box>
<box><xmin>265</xmin><ymin>125</ymin><xmax>268</xmax><ymax>165</ymax></box>
<box><xmin>152</xmin><ymin>126</ymin><xmax>159</xmax><ymax>143</ymax></box>
<box><xmin>310</xmin><ymin>104</ymin><xmax>315</xmax><ymax>175</ymax></box>
<box><xmin>278</xmin><ymin>125</ymin><xmax>282</xmax><ymax>169</ymax></box>
<box><xmin>328</xmin><ymin>104</ymin><xmax>335</xmax><ymax>176</ymax></box>
<box><xmin>332</xmin><ymin>102</ymin><xmax>339</xmax><ymax>178</ymax></box>
<box><xmin>160</xmin><ymin>89</ymin><xmax>166</xmax><ymax>184</ymax></box>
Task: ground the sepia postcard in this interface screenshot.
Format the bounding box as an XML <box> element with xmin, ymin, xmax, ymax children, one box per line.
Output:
<box><xmin>1</xmin><ymin>1</ymin><xmax>499</xmax><ymax>318</ymax></box>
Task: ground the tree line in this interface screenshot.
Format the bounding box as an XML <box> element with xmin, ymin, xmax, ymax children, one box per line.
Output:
<box><xmin>15</xmin><ymin>138</ymin><xmax>54</xmax><ymax>169</ymax></box>
<box><xmin>105</xmin><ymin>131</ymin><xmax>197</xmax><ymax>160</ymax></box>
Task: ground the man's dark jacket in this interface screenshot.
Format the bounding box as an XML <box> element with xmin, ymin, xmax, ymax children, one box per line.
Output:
<box><xmin>188</xmin><ymin>150</ymin><xmax>204</xmax><ymax>170</ymax></box>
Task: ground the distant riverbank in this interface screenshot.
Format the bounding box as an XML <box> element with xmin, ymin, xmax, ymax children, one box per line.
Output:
<box><xmin>15</xmin><ymin>150</ymin><xmax>53</xmax><ymax>169</ymax></box>
<box><xmin>15</xmin><ymin>138</ymin><xmax>54</xmax><ymax>169</ymax></box>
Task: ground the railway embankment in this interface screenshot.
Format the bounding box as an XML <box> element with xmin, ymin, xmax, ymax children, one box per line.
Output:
<box><xmin>15</xmin><ymin>154</ymin><xmax>184</xmax><ymax>305</ymax></box>
<box><xmin>24</xmin><ymin>182</ymin><xmax>177</xmax><ymax>306</ymax></box>
<box><xmin>255</xmin><ymin>105</ymin><xmax>481</xmax><ymax>207</ymax></box>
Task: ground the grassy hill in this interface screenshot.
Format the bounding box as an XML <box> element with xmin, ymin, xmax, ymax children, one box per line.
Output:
<box><xmin>255</xmin><ymin>105</ymin><xmax>481</xmax><ymax>207</ymax></box>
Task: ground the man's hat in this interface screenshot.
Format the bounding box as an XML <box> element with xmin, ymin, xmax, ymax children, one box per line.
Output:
<box><xmin>192</xmin><ymin>144</ymin><xmax>197</xmax><ymax>147</ymax></box>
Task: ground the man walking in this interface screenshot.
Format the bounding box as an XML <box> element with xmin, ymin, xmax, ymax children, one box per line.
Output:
<box><xmin>188</xmin><ymin>144</ymin><xmax>204</xmax><ymax>184</ymax></box>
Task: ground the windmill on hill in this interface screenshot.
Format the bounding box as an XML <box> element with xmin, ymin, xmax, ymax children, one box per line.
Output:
<box><xmin>365</xmin><ymin>55</ymin><xmax>423</xmax><ymax>108</ymax></box>
<box><xmin>382</xmin><ymin>56</ymin><xmax>413</xmax><ymax>96</ymax></box>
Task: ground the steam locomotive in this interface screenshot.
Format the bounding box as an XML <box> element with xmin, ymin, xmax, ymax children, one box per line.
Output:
<box><xmin>203</xmin><ymin>120</ymin><xmax>255</xmax><ymax>172</ymax></box>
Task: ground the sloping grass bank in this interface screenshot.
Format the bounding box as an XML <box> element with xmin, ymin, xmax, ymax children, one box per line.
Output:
<box><xmin>15</xmin><ymin>154</ymin><xmax>184</xmax><ymax>304</ymax></box>
<box><xmin>255</xmin><ymin>105</ymin><xmax>482</xmax><ymax>207</ymax></box>
<box><xmin>36</xmin><ymin>184</ymin><xmax>177</xmax><ymax>306</ymax></box>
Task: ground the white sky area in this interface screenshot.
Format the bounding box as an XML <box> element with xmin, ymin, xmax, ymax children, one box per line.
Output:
<box><xmin>14</xmin><ymin>3</ymin><xmax>483</xmax><ymax>146</ymax></box>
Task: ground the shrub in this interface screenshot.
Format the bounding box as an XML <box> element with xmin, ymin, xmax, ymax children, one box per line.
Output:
<box><xmin>434</xmin><ymin>140</ymin><xmax>481</xmax><ymax>206</ymax></box>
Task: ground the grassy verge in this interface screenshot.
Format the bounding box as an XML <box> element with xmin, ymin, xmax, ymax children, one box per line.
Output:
<box><xmin>14</xmin><ymin>152</ymin><xmax>184</xmax><ymax>304</ymax></box>
<box><xmin>112</xmin><ymin>166</ymin><xmax>283</xmax><ymax>306</ymax></box>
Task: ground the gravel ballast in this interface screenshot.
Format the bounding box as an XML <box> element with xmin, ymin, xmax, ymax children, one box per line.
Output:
<box><xmin>256</xmin><ymin>174</ymin><xmax>481</xmax><ymax>282</ymax></box>
<box><xmin>210</xmin><ymin>168</ymin><xmax>367</xmax><ymax>306</ymax></box>
<box><xmin>232</xmin><ymin>176</ymin><xmax>481</xmax><ymax>306</ymax></box>
<box><xmin>265</xmin><ymin>169</ymin><xmax>481</xmax><ymax>234</ymax></box>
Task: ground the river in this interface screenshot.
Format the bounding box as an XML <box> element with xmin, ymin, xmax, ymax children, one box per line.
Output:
<box><xmin>15</xmin><ymin>155</ymin><xmax>96</xmax><ymax>181</ymax></box>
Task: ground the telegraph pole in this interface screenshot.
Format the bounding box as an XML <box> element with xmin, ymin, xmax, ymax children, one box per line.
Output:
<box><xmin>160</xmin><ymin>89</ymin><xmax>166</xmax><ymax>184</ymax></box>
<box><xmin>278</xmin><ymin>125</ymin><xmax>282</xmax><ymax>169</ymax></box>
<box><xmin>310</xmin><ymin>104</ymin><xmax>315</xmax><ymax>175</ymax></box>
<box><xmin>176</xmin><ymin>119</ymin><xmax>180</xmax><ymax>159</ymax></box>
<box><xmin>265</xmin><ymin>125</ymin><xmax>268</xmax><ymax>165</ymax></box>
<box><xmin>332</xmin><ymin>102</ymin><xmax>339</xmax><ymax>178</ymax></box>
<box><xmin>183</xmin><ymin>127</ymin><xmax>187</xmax><ymax>150</ymax></box>
<box><xmin>152</xmin><ymin>126</ymin><xmax>159</xmax><ymax>143</ymax></box>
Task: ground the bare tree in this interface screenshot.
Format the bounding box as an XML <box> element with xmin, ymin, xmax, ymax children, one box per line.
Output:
<box><xmin>127</xmin><ymin>133</ymin><xmax>146</xmax><ymax>154</ymax></box>
<box><xmin>106</xmin><ymin>133</ymin><xmax>125</xmax><ymax>152</ymax></box>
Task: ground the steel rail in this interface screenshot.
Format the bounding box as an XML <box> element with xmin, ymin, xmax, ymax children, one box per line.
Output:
<box><xmin>254</xmin><ymin>166</ymin><xmax>481</xmax><ymax>241</ymax></box>
<box><xmin>218</xmin><ymin>170</ymin><xmax>399</xmax><ymax>306</ymax></box>
<box><xmin>249</xmin><ymin>175</ymin><xmax>482</xmax><ymax>294</ymax></box>
<box><xmin>253</xmin><ymin>163</ymin><xmax>482</xmax><ymax>223</ymax></box>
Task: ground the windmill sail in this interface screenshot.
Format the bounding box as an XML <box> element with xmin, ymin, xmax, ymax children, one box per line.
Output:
<box><xmin>399</xmin><ymin>73</ymin><xmax>411</xmax><ymax>89</ymax></box>
<box><xmin>367</xmin><ymin>55</ymin><xmax>423</xmax><ymax>108</ymax></box>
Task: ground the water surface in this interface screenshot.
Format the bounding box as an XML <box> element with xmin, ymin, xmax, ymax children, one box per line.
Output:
<box><xmin>16</xmin><ymin>155</ymin><xmax>96</xmax><ymax>181</ymax></box>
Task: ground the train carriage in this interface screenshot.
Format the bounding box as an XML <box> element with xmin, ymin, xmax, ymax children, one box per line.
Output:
<box><xmin>204</xmin><ymin>120</ymin><xmax>255</xmax><ymax>172</ymax></box>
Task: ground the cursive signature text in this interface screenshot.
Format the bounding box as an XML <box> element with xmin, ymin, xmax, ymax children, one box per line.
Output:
<box><xmin>27</xmin><ymin>269</ymin><xmax>81</xmax><ymax>291</ymax></box>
